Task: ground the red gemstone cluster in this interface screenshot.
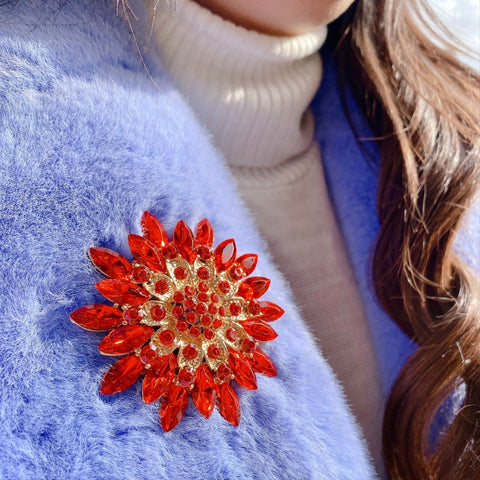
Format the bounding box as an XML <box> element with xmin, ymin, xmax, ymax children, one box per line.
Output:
<box><xmin>71</xmin><ymin>212</ymin><xmax>283</xmax><ymax>431</ymax></box>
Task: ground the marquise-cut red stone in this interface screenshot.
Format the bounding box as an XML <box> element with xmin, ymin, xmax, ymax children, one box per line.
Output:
<box><xmin>88</xmin><ymin>247</ymin><xmax>132</xmax><ymax>279</ymax></box>
<box><xmin>160</xmin><ymin>384</ymin><xmax>188</xmax><ymax>432</ymax></box>
<box><xmin>240</xmin><ymin>319</ymin><xmax>278</xmax><ymax>341</ymax></box>
<box><xmin>128</xmin><ymin>234</ymin><xmax>166</xmax><ymax>273</ymax></box>
<box><xmin>70</xmin><ymin>304</ymin><xmax>123</xmax><ymax>331</ymax></box>
<box><xmin>249</xmin><ymin>349</ymin><xmax>277</xmax><ymax>377</ymax></box>
<box><xmin>192</xmin><ymin>364</ymin><xmax>216</xmax><ymax>419</ymax></box>
<box><xmin>236</xmin><ymin>253</ymin><xmax>258</xmax><ymax>276</ymax></box>
<box><xmin>142</xmin><ymin>353</ymin><xmax>176</xmax><ymax>403</ymax></box>
<box><xmin>141</xmin><ymin>211</ymin><xmax>169</xmax><ymax>249</ymax></box>
<box><xmin>228</xmin><ymin>349</ymin><xmax>257</xmax><ymax>390</ymax></box>
<box><xmin>95</xmin><ymin>279</ymin><xmax>149</xmax><ymax>306</ymax></box>
<box><xmin>258</xmin><ymin>301</ymin><xmax>284</xmax><ymax>322</ymax></box>
<box><xmin>194</xmin><ymin>218</ymin><xmax>214</xmax><ymax>247</ymax></box>
<box><xmin>98</xmin><ymin>324</ymin><xmax>154</xmax><ymax>355</ymax></box>
<box><xmin>236</xmin><ymin>277</ymin><xmax>270</xmax><ymax>300</ymax></box>
<box><xmin>173</xmin><ymin>220</ymin><xmax>196</xmax><ymax>264</ymax></box>
<box><xmin>216</xmin><ymin>382</ymin><xmax>240</xmax><ymax>426</ymax></box>
<box><xmin>214</xmin><ymin>239</ymin><xmax>237</xmax><ymax>272</ymax></box>
<box><xmin>100</xmin><ymin>354</ymin><xmax>144</xmax><ymax>395</ymax></box>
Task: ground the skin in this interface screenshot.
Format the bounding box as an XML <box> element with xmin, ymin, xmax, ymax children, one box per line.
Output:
<box><xmin>194</xmin><ymin>0</ymin><xmax>356</xmax><ymax>36</ymax></box>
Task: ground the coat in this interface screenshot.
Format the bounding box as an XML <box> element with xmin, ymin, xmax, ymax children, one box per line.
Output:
<box><xmin>1</xmin><ymin>1</ymin><xmax>478</xmax><ymax>478</ymax></box>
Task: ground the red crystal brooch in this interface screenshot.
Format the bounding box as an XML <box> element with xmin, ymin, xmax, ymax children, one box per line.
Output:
<box><xmin>71</xmin><ymin>212</ymin><xmax>283</xmax><ymax>431</ymax></box>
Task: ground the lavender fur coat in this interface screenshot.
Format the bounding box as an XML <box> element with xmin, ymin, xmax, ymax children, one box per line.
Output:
<box><xmin>1</xmin><ymin>1</ymin><xmax>478</xmax><ymax>479</ymax></box>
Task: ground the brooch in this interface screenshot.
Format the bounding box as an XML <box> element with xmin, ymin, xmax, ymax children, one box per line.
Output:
<box><xmin>71</xmin><ymin>212</ymin><xmax>283</xmax><ymax>431</ymax></box>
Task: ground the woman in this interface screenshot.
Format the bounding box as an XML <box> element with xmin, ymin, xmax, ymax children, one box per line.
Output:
<box><xmin>0</xmin><ymin>1</ymin><xmax>478</xmax><ymax>479</ymax></box>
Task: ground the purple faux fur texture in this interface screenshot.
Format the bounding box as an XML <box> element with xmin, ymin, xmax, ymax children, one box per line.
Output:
<box><xmin>0</xmin><ymin>1</ymin><xmax>377</xmax><ymax>479</ymax></box>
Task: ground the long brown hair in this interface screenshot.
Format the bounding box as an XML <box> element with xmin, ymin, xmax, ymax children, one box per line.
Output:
<box><xmin>331</xmin><ymin>1</ymin><xmax>480</xmax><ymax>478</ymax></box>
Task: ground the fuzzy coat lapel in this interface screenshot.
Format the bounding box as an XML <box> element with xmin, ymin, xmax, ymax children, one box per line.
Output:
<box><xmin>0</xmin><ymin>1</ymin><xmax>377</xmax><ymax>479</ymax></box>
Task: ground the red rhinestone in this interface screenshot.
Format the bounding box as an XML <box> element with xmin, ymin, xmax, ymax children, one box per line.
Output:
<box><xmin>207</xmin><ymin>344</ymin><xmax>221</xmax><ymax>359</ymax></box>
<box><xmin>204</xmin><ymin>328</ymin><xmax>215</xmax><ymax>340</ymax></box>
<box><xmin>183</xmin><ymin>344</ymin><xmax>198</xmax><ymax>360</ymax></box>
<box><xmin>89</xmin><ymin>247</ymin><xmax>132</xmax><ymax>280</ymax></box>
<box><xmin>100</xmin><ymin>354</ymin><xmax>144</xmax><ymax>395</ymax></box>
<box><xmin>185</xmin><ymin>297</ymin><xmax>197</xmax><ymax>309</ymax></box>
<box><xmin>194</xmin><ymin>219</ymin><xmax>214</xmax><ymax>247</ymax></box>
<box><xmin>229</xmin><ymin>265</ymin><xmax>245</xmax><ymax>281</ymax></box>
<box><xmin>176</xmin><ymin>320</ymin><xmax>188</xmax><ymax>332</ymax></box>
<box><xmin>191</xmin><ymin>364</ymin><xmax>216</xmax><ymax>419</ymax></box>
<box><xmin>184</xmin><ymin>285</ymin><xmax>196</xmax><ymax>297</ymax></box>
<box><xmin>159</xmin><ymin>329</ymin><xmax>175</xmax><ymax>347</ymax></box>
<box><xmin>229</xmin><ymin>303</ymin><xmax>241</xmax><ymax>316</ymax></box>
<box><xmin>240</xmin><ymin>319</ymin><xmax>278</xmax><ymax>341</ymax></box>
<box><xmin>226</xmin><ymin>328</ymin><xmax>238</xmax><ymax>342</ymax></box>
<box><xmin>210</xmin><ymin>293</ymin><xmax>220</xmax><ymax>303</ymax></box>
<box><xmin>201</xmin><ymin>314</ymin><xmax>212</xmax><ymax>327</ymax></box>
<box><xmin>218</xmin><ymin>281</ymin><xmax>230</xmax><ymax>294</ymax></box>
<box><xmin>214</xmin><ymin>239</ymin><xmax>237</xmax><ymax>272</ymax></box>
<box><xmin>132</xmin><ymin>265</ymin><xmax>150</xmax><ymax>283</ymax></box>
<box><xmin>95</xmin><ymin>279</ymin><xmax>149</xmax><ymax>306</ymax></box>
<box><xmin>150</xmin><ymin>305</ymin><xmax>166</xmax><ymax>322</ymax></box>
<box><xmin>163</xmin><ymin>243</ymin><xmax>177</xmax><ymax>259</ymax></box>
<box><xmin>196</xmin><ymin>303</ymin><xmax>207</xmax><ymax>315</ymax></box>
<box><xmin>186</xmin><ymin>311</ymin><xmax>197</xmax><ymax>324</ymax></box>
<box><xmin>71</xmin><ymin>304</ymin><xmax>124</xmax><ymax>331</ymax></box>
<box><xmin>174</xmin><ymin>267</ymin><xmax>188</xmax><ymax>280</ymax></box>
<box><xmin>172</xmin><ymin>305</ymin><xmax>185</xmax><ymax>319</ymax></box>
<box><xmin>228</xmin><ymin>349</ymin><xmax>257</xmax><ymax>390</ymax></box>
<box><xmin>173</xmin><ymin>291</ymin><xmax>185</xmax><ymax>303</ymax></box>
<box><xmin>196</xmin><ymin>245</ymin><xmax>212</xmax><ymax>260</ymax></box>
<box><xmin>236</xmin><ymin>253</ymin><xmax>258</xmax><ymax>276</ymax></box>
<box><xmin>259</xmin><ymin>301</ymin><xmax>285</xmax><ymax>322</ymax></box>
<box><xmin>218</xmin><ymin>306</ymin><xmax>227</xmax><ymax>317</ymax></box>
<box><xmin>213</xmin><ymin>318</ymin><xmax>223</xmax><ymax>329</ymax></box>
<box><xmin>155</xmin><ymin>280</ymin><xmax>169</xmax><ymax>295</ymax></box>
<box><xmin>242</xmin><ymin>338</ymin><xmax>256</xmax><ymax>353</ymax></box>
<box><xmin>178</xmin><ymin>368</ymin><xmax>195</xmax><ymax>387</ymax></box>
<box><xmin>216</xmin><ymin>364</ymin><xmax>232</xmax><ymax>382</ymax></box>
<box><xmin>198</xmin><ymin>292</ymin><xmax>209</xmax><ymax>303</ymax></box>
<box><xmin>128</xmin><ymin>234</ymin><xmax>166</xmax><ymax>273</ymax></box>
<box><xmin>249</xmin><ymin>348</ymin><xmax>277</xmax><ymax>377</ymax></box>
<box><xmin>140</xmin><ymin>211</ymin><xmax>168</xmax><ymax>249</ymax></box>
<box><xmin>190</xmin><ymin>326</ymin><xmax>201</xmax><ymax>338</ymax></box>
<box><xmin>99</xmin><ymin>325</ymin><xmax>153</xmax><ymax>355</ymax></box>
<box><xmin>198</xmin><ymin>281</ymin><xmax>209</xmax><ymax>292</ymax></box>
<box><xmin>248</xmin><ymin>300</ymin><xmax>261</xmax><ymax>315</ymax></box>
<box><xmin>123</xmin><ymin>306</ymin><xmax>143</xmax><ymax>325</ymax></box>
<box><xmin>139</xmin><ymin>345</ymin><xmax>156</xmax><ymax>364</ymax></box>
<box><xmin>208</xmin><ymin>303</ymin><xmax>218</xmax><ymax>315</ymax></box>
<box><xmin>160</xmin><ymin>384</ymin><xmax>188</xmax><ymax>432</ymax></box>
<box><xmin>197</xmin><ymin>266</ymin><xmax>210</xmax><ymax>280</ymax></box>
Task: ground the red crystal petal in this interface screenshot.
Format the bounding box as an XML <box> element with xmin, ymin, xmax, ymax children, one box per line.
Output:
<box><xmin>214</xmin><ymin>239</ymin><xmax>237</xmax><ymax>272</ymax></box>
<box><xmin>128</xmin><ymin>234</ymin><xmax>166</xmax><ymax>273</ymax></box>
<box><xmin>236</xmin><ymin>277</ymin><xmax>271</xmax><ymax>300</ymax></box>
<box><xmin>160</xmin><ymin>384</ymin><xmax>188</xmax><ymax>432</ymax></box>
<box><xmin>249</xmin><ymin>349</ymin><xmax>277</xmax><ymax>377</ymax></box>
<box><xmin>228</xmin><ymin>349</ymin><xmax>258</xmax><ymax>390</ymax></box>
<box><xmin>88</xmin><ymin>247</ymin><xmax>132</xmax><ymax>279</ymax></box>
<box><xmin>98</xmin><ymin>324</ymin><xmax>154</xmax><ymax>355</ymax></box>
<box><xmin>70</xmin><ymin>304</ymin><xmax>123</xmax><ymax>331</ymax></box>
<box><xmin>95</xmin><ymin>279</ymin><xmax>149</xmax><ymax>306</ymax></box>
<box><xmin>258</xmin><ymin>301</ymin><xmax>285</xmax><ymax>322</ymax></box>
<box><xmin>191</xmin><ymin>364</ymin><xmax>217</xmax><ymax>419</ymax></box>
<box><xmin>100</xmin><ymin>354</ymin><xmax>144</xmax><ymax>395</ymax></box>
<box><xmin>194</xmin><ymin>218</ymin><xmax>214</xmax><ymax>247</ymax></box>
<box><xmin>216</xmin><ymin>382</ymin><xmax>240</xmax><ymax>427</ymax></box>
<box><xmin>240</xmin><ymin>319</ymin><xmax>278</xmax><ymax>341</ymax></box>
<box><xmin>141</xmin><ymin>211</ymin><xmax>169</xmax><ymax>249</ymax></box>
<box><xmin>173</xmin><ymin>220</ymin><xmax>196</xmax><ymax>264</ymax></box>
<box><xmin>142</xmin><ymin>353</ymin><xmax>176</xmax><ymax>403</ymax></box>
<box><xmin>236</xmin><ymin>253</ymin><xmax>258</xmax><ymax>276</ymax></box>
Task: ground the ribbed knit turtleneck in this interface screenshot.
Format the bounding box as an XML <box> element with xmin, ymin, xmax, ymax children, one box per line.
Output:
<box><xmin>147</xmin><ymin>1</ymin><xmax>384</xmax><ymax>476</ymax></box>
<box><xmin>148</xmin><ymin>0</ymin><xmax>326</xmax><ymax>169</ymax></box>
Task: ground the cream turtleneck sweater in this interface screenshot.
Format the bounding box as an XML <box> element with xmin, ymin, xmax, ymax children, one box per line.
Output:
<box><xmin>145</xmin><ymin>0</ymin><xmax>384</xmax><ymax>474</ymax></box>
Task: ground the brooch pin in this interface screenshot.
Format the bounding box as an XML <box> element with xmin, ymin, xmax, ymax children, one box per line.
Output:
<box><xmin>71</xmin><ymin>212</ymin><xmax>283</xmax><ymax>431</ymax></box>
